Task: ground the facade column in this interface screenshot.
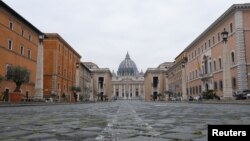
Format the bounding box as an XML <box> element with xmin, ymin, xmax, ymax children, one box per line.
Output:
<box><xmin>134</xmin><ymin>84</ymin><xmax>136</xmax><ymax>97</ymax></box>
<box><xmin>143</xmin><ymin>84</ymin><xmax>146</xmax><ymax>100</ymax></box>
<box><xmin>123</xmin><ymin>84</ymin><xmax>125</xmax><ymax>98</ymax></box>
<box><xmin>113</xmin><ymin>85</ymin><xmax>116</xmax><ymax>97</ymax></box>
<box><xmin>34</xmin><ymin>35</ymin><xmax>44</xmax><ymax>100</ymax></box>
<box><xmin>129</xmin><ymin>84</ymin><xmax>131</xmax><ymax>99</ymax></box>
<box><xmin>119</xmin><ymin>84</ymin><xmax>122</xmax><ymax>97</ymax></box>
<box><xmin>103</xmin><ymin>78</ymin><xmax>106</xmax><ymax>96</ymax></box>
<box><xmin>182</xmin><ymin>63</ymin><xmax>187</xmax><ymax>100</ymax></box>
<box><xmin>90</xmin><ymin>76</ymin><xmax>94</xmax><ymax>101</ymax></box>
<box><xmin>51</xmin><ymin>50</ymin><xmax>58</xmax><ymax>95</ymax></box>
<box><xmin>235</xmin><ymin>11</ymin><xmax>248</xmax><ymax>91</ymax></box>
<box><xmin>139</xmin><ymin>84</ymin><xmax>141</xmax><ymax>97</ymax></box>
<box><xmin>75</xmin><ymin>63</ymin><xmax>80</xmax><ymax>102</ymax></box>
<box><xmin>158</xmin><ymin>76</ymin><xmax>160</xmax><ymax>95</ymax></box>
<box><xmin>223</xmin><ymin>33</ymin><xmax>233</xmax><ymax>99</ymax></box>
<box><xmin>132</xmin><ymin>84</ymin><xmax>134</xmax><ymax>98</ymax></box>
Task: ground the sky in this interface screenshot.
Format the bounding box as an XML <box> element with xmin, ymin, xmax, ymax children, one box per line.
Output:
<box><xmin>3</xmin><ymin>0</ymin><xmax>250</xmax><ymax>72</ymax></box>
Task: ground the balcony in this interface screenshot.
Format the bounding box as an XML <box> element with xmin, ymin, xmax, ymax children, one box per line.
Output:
<box><xmin>200</xmin><ymin>73</ymin><xmax>212</xmax><ymax>80</ymax></box>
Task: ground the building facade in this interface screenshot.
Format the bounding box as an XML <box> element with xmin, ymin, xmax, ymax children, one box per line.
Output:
<box><xmin>166</xmin><ymin>52</ymin><xmax>187</xmax><ymax>100</ymax></box>
<box><xmin>144</xmin><ymin>62</ymin><xmax>173</xmax><ymax>101</ymax></box>
<box><xmin>184</xmin><ymin>4</ymin><xmax>250</xmax><ymax>99</ymax></box>
<box><xmin>112</xmin><ymin>53</ymin><xmax>144</xmax><ymax>100</ymax></box>
<box><xmin>84</xmin><ymin>62</ymin><xmax>113</xmax><ymax>101</ymax></box>
<box><xmin>75</xmin><ymin>62</ymin><xmax>91</xmax><ymax>101</ymax></box>
<box><xmin>0</xmin><ymin>1</ymin><xmax>44</xmax><ymax>100</ymax></box>
<box><xmin>43</xmin><ymin>33</ymin><xmax>81</xmax><ymax>102</ymax></box>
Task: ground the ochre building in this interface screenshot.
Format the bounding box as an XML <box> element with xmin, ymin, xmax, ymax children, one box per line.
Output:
<box><xmin>43</xmin><ymin>33</ymin><xmax>81</xmax><ymax>102</ymax></box>
<box><xmin>0</xmin><ymin>1</ymin><xmax>44</xmax><ymax>100</ymax></box>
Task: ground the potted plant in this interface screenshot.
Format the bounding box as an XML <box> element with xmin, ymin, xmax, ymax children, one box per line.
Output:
<box><xmin>70</xmin><ymin>86</ymin><xmax>81</xmax><ymax>102</ymax></box>
<box><xmin>0</xmin><ymin>75</ymin><xmax>6</xmax><ymax>102</ymax></box>
<box><xmin>62</xmin><ymin>92</ymin><xmax>66</xmax><ymax>102</ymax></box>
<box><xmin>165</xmin><ymin>91</ymin><xmax>173</xmax><ymax>101</ymax></box>
<box><xmin>0</xmin><ymin>74</ymin><xmax>3</xmax><ymax>84</ymax></box>
<box><xmin>6</xmin><ymin>66</ymin><xmax>30</xmax><ymax>102</ymax></box>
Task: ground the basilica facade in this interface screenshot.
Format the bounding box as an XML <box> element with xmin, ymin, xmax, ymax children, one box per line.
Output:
<box><xmin>112</xmin><ymin>53</ymin><xmax>145</xmax><ymax>100</ymax></box>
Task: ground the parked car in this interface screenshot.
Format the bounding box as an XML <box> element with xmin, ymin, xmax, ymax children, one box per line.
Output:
<box><xmin>233</xmin><ymin>90</ymin><xmax>250</xmax><ymax>100</ymax></box>
<box><xmin>45</xmin><ymin>98</ymin><xmax>53</xmax><ymax>103</ymax></box>
<box><xmin>194</xmin><ymin>95</ymin><xmax>202</xmax><ymax>101</ymax></box>
<box><xmin>189</xmin><ymin>96</ymin><xmax>194</xmax><ymax>101</ymax></box>
<box><xmin>247</xmin><ymin>94</ymin><xmax>250</xmax><ymax>99</ymax></box>
<box><xmin>175</xmin><ymin>97</ymin><xmax>182</xmax><ymax>101</ymax></box>
<box><xmin>170</xmin><ymin>97</ymin><xmax>176</xmax><ymax>101</ymax></box>
<box><xmin>112</xmin><ymin>96</ymin><xmax>117</xmax><ymax>101</ymax></box>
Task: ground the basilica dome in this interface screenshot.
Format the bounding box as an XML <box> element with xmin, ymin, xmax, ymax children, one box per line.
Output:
<box><xmin>117</xmin><ymin>52</ymin><xmax>139</xmax><ymax>76</ymax></box>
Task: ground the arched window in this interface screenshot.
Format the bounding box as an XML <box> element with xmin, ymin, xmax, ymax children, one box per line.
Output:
<box><xmin>214</xmin><ymin>81</ymin><xmax>218</xmax><ymax>91</ymax></box>
<box><xmin>231</xmin><ymin>52</ymin><xmax>235</xmax><ymax>63</ymax></box>
<box><xmin>219</xmin><ymin>58</ymin><xmax>222</xmax><ymax>69</ymax></box>
<box><xmin>219</xmin><ymin>80</ymin><xmax>223</xmax><ymax>91</ymax></box>
<box><xmin>232</xmin><ymin>77</ymin><xmax>237</xmax><ymax>89</ymax></box>
<box><xmin>214</xmin><ymin>60</ymin><xmax>216</xmax><ymax>71</ymax></box>
<box><xmin>203</xmin><ymin>56</ymin><xmax>208</xmax><ymax>74</ymax></box>
<box><xmin>210</xmin><ymin>62</ymin><xmax>212</xmax><ymax>73</ymax></box>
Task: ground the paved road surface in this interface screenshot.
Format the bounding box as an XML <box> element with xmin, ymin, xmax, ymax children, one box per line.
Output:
<box><xmin>0</xmin><ymin>101</ymin><xmax>250</xmax><ymax>141</ymax></box>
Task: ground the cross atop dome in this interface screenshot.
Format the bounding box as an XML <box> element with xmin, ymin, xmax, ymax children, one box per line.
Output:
<box><xmin>125</xmin><ymin>52</ymin><xmax>130</xmax><ymax>60</ymax></box>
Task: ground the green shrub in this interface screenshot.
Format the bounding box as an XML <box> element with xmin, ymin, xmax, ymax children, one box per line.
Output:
<box><xmin>202</xmin><ymin>90</ymin><xmax>216</xmax><ymax>99</ymax></box>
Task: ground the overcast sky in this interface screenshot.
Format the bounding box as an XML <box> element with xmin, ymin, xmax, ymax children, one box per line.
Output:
<box><xmin>3</xmin><ymin>0</ymin><xmax>250</xmax><ymax>72</ymax></box>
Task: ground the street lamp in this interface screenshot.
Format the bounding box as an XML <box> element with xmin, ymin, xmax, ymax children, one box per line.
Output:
<box><xmin>221</xmin><ymin>29</ymin><xmax>233</xmax><ymax>99</ymax></box>
<box><xmin>181</xmin><ymin>61</ymin><xmax>188</xmax><ymax>100</ymax></box>
<box><xmin>76</xmin><ymin>62</ymin><xmax>80</xmax><ymax>69</ymax></box>
<box><xmin>38</xmin><ymin>34</ymin><xmax>44</xmax><ymax>42</ymax></box>
<box><xmin>221</xmin><ymin>29</ymin><xmax>229</xmax><ymax>43</ymax></box>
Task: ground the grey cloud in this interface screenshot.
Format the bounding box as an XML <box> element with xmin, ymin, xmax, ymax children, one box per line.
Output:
<box><xmin>3</xmin><ymin>0</ymin><xmax>250</xmax><ymax>71</ymax></box>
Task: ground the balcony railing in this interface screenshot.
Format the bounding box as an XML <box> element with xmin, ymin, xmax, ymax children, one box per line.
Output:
<box><xmin>200</xmin><ymin>73</ymin><xmax>212</xmax><ymax>80</ymax></box>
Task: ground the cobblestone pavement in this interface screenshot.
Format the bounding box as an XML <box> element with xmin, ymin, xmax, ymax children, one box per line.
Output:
<box><xmin>0</xmin><ymin>101</ymin><xmax>250</xmax><ymax>141</ymax></box>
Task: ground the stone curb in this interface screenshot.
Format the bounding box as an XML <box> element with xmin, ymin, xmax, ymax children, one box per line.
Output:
<box><xmin>0</xmin><ymin>101</ymin><xmax>97</xmax><ymax>107</ymax></box>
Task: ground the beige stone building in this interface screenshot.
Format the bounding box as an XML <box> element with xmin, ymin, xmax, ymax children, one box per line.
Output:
<box><xmin>75</xmin><ymin>62</ymin><xmax>91</xmax><ymax>101</ymax></box>
<box><xmin>183</xmin><ymin>3</ymin><xmax>250</xmax><ymax>99</ymax></box>
<box><xmin>166</xmin><ymin>52</ymin><xmax>187</xmax><ymax>100</ymax></box>
<box><xmin>112</xmin><ymin>53</ymin><xmax>144</xmax><ymax>100</ymax></box>
<box><xmin>144</xmin><ymin>62</ymin><xmax>173</xmax><ymax>101</ymax></box>
<box><xmin>84</xmin><ymin>62</ymin><xmax>113</xmax><ymax>101</ymax></box>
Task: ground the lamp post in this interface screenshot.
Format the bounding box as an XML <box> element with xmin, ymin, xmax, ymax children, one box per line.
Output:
<box><xmin>75</xmin><ymin>62</ymin><xmax>80</xmax><ymax>102</ymax></box>
<box><xmin>221</xmin><ymin>29</ymin><xmax>233</xmax><ymax>99</ymax></box>
<box><xmin>181</xmin><ymin>62</ymin><xmax>187</xmax><ymax>100</ymax></box>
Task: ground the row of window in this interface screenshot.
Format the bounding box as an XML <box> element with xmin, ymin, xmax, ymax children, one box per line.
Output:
<box><xmin>7</xmin><ymin>39</ymin><xmax>32</xmax><ymax>59</ymax></box>
<box><xmin>214</xmin><ymin>78</ymin><xmax>237</xmax><ymax>91</ymax></box>
<box><xmin>187</xmin><ymin>78</ymin><xmax>237</xmax><ymax>95</ymax></box>
<box><xmin>187</xmin><ymin>85</ymin><xmax>202</xmax><ymax>95</ymax></box>
<box><xmin>188</xmin><ymin>23</ymin><xmax>234</xmax><ymax>62</ymax></box>
<box><xmin>57</xmin><ymin>83</ymin><xmax>70</xmax><ymax>92</ymax></box>
<box><xmin>58</xmin><ymin>44</ymin><xmax>78</xmax><ymax>62</ymax></box>
<box><xmin>57</xmin><ymin>65</ymin><xmax>76</xmax><ymax>80</ymax></box>
<box><xmin>188</xmin><ymin>52</ymin><xmax>235</xmax><ymax>81</ymax></box>
<box><xmin>8</xmin><ymin>20</ymin><xmax>32</xmax><ymax>41</ymax></box>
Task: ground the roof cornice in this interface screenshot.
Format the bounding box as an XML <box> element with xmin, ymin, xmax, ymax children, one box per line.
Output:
<box><xmin>0</xmin><ymin>1</ymin><xmax>43</xmax><ymax>35</ymax></box>
<box><xmin>184</xmin><ymin>3</ymin><xmax>250</xmax><ymax>52</ymax></box>
<box><xmin>45</xmin><ymin>33</ymin><xmax>81</xmax><ymax>58</ymax></box>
